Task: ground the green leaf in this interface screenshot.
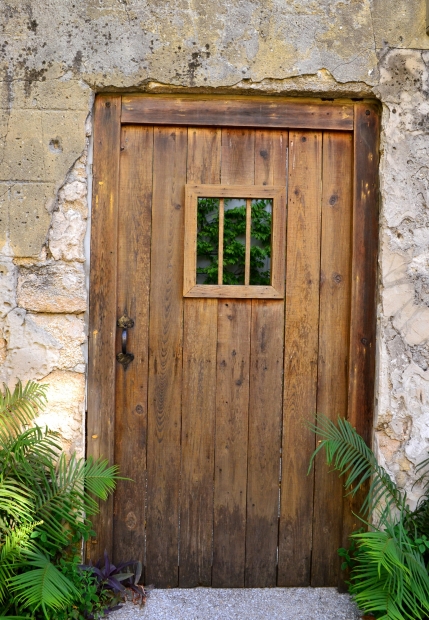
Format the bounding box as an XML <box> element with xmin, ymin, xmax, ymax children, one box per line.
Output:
<box><xmin>9</xmin><ymin>549</ymin><xmax>78</xmax><ymax>614</ymax></box>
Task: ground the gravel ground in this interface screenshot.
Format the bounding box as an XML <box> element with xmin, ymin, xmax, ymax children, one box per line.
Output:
<box><xmin>110</xmin><ymin>588</ymin><xmax>362</xmax><ymax>619</ymax></box>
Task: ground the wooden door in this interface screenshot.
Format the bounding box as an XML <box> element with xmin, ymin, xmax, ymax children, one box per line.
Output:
<box><xmin>87</xmin><ymin>96</ymin><xmax>379</xmax><ymax>589</ymax></box>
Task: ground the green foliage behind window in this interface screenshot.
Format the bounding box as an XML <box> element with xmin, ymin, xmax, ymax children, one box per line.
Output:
<box><xmin>196</xmin><ymin>197</ymin><xmax>272</xmax><ymax>285</ymax></box>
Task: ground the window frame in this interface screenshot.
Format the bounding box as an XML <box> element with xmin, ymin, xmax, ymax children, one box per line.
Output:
<box><xmin>183</xmin><ymin>184</ymin><xmax>287</xmax><ymax>298</ymax></box>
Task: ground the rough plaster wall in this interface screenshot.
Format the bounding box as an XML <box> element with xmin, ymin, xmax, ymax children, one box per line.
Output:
<box><xmin>0</xmin><ymin>0</ymin><xmax>429</xmax><ymax>495</ymax></box>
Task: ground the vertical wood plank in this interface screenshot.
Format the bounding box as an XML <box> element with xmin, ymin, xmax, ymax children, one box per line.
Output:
<box><xmin>145</xmin><ymin>126</ymin><xmax>187</xmax><ymax>587</ymax></box>
<box><xmin>212</xmin><ymin>128</ymin><xmax>254</xmax><ymax>587</ymax></box>
<box><xmin>87</xmin><ymin>94</ymin><xmax>121</xmax><ymax>563</ymax></box>
<box><xmin>179</xmin><ymin>127</ymin><xmax>220</xmax><ymax>587</ymax></box>
<box><xmin>311</xmin><ymin>132</ymin><xmax>353</xmax><ymax>586</ymax></box>
<box><xmin>245</xmin><ymin>130</ymin><xmax>287</xmax><ymax>587</ymax></box>
<box><xmin>278</xmin><ymin>130</ymin><xmax>322</xmax><ymax>586</ymax></box>
<box><xmin>113</xmin><ymin>126</ymin><xmax>153</xmax><ymax>569</ymax></box>
<box><xmin>212</xmin><ymin>300</ymin><xmax>251</xmax><ymax>587</ymax></box>
<box><xmin>341</xmin><ymin>104</ymin><xmax>380</xmax><ymax>570</ymax></box>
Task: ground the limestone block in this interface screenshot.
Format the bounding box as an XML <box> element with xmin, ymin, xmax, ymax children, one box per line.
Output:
<box><xmin>0</xmin><ymin>308</ymin><xmax>60</xmax><ymax>383</ymax></box>
<box><xmin>8</xmin><ymin>183</ymin><xmax>55</xmax><ymax>258</ymax></box>
<box><xmin>12</xmin><ymin>74</ymin><xmax>90</xmax><ymax>111</ymax></box>
<box><xmin>36</xmin><ymin>370</ymin><xmax>85</xmax><ymax>457</ymax></box>
<box><xmin>0</xmin><ymin>110</ymin><xmax>45</xmax><ymax>182</ymax></box>
<box><xmin>49</xmin><ymin>209</ymin><xmax>87</xmax><ymax>261</ymax></box>
<box><xmin>382</xmin><ymin>283</ymin><xmax>414</xmax><ymax>318</ymax></box>
<box><xmin>376</xmin><ymin>432</ymin><xmax>401</xmax><ymax>463</ymax></box>
<box><xmin>401</xmin><ymin>363</ymin><xmax>429</xmax><ymax>465</ymax></box>
<box><xmin>381</xmin><ymin>236</ymin><xmax>410</xmax><ymax>285</ymax></box>
<box><xmin>17</xmin><ymin>261</ymin><xmax>86</xmax><ymax>313</ymax></box>
<box><xmin>29</xmin><ymin>313</ymin><xmax>85</xmax><ymax>371</ymax></box>
<box><xmin>393</xmin><ymin>304</ymin><xmax>429</xmax><ymax>346</ymax></box>
<box><xmin>0</xmin><ymin>331</ymin><xmax>6</xmax><ymax>365</ymax></box>
<box><xmin>59</xmin><ymin>180</ymin><xmax>88</xmax><ymax>217</ymax></box>
<box><xmin>0</xmin><ymin>257</ymin><xmax>17</xmax><ymax>318</ymax></box>
<box><xmin>41</xmin><ymin>111</ymin><xmax>87</xmax><ymax>183</ymax></box>
<box><xmin>0</xmin><ymin>184</ymin><xmax>9</xmax><ymax>250</ymax></box>
<box><xmin>373</xmin><ymin>0</ymin><xmax>429</xmax><ymax>50</ymax></box>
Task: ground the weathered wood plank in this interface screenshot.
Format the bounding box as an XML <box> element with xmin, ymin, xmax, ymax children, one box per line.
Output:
<box><xmin>212</xmin><ymin>128</ymin><xmax>254</xmax><ymax>587</ymax></box>
<box><xmin>245</xmin><ymin>130</ymin><xmax>287</xmax><ymax>587</ymax></box>
<box><xmin>278</xmin><ymin>131</ymin><xmax>322</xmax><ymax>586</ymax></box>
<box><xmin>341</xmin><ymin>104</ymin><xmax>380</xmax><ymax>577</ymax></box>
<box><xmin>113</xmin><ymin>126</ymin><xmax>153</xmax><ymax>570</ymax></box>
<box><xmin>179</xmin><ymin>127</ymin><xmax>220</xmax><ymax>587</ymax></box>
<box><xmin>145</xmin><ymin>126</ymin><xmax>187</xmax><ymax>587</ymax></box>
<box><xmin>212</xmin><ymin>300</ymin><xmax>251</xmax><ymax>587</ymax></box>
<box><xmin>311</xmin><ymin>132</ymin><xmax>353</xmax><ymax>586</ymax></box>
<box><xmin>122</xmin><ymin>95</ymin><xmax>354</xmax><ymax>131</ymax></box>
<box><xmin>87</xmin><ymin>94</ymin><xmax>121</xmax><ymax>563</ymax></box>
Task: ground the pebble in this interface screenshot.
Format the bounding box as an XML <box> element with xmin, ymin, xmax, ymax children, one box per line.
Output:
<box><xmin>110</xmin><ymin>587</ymin><xmax>362</xmax><ymax>619</ymax></box>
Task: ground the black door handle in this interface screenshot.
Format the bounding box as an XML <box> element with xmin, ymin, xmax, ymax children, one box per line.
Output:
<box><xmin>116</xmin><ymin>314</ymin><xmax>134</xmax><ymax>370</ymax></box>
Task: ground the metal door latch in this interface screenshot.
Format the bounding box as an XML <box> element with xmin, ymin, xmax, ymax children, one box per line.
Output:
<box><xmin>116</xmin><ymin>314</ymin><xmax>134</xmax><ymax>370</ymax></box>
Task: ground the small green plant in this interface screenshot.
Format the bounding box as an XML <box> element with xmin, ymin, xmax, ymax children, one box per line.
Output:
<box><xmin>310</xmin><ymin>415</ymin><xmax>429</xmax><ymax>620</ymax></box>
<box><xmin>0</xmin><ymin>380</ymin><xmax>120</xmax><ymax>619</ymax></box>
<box><xmin>196</xmin><ymin>197</ymin><xmax>272</xmax><ymax>285</ymax></box>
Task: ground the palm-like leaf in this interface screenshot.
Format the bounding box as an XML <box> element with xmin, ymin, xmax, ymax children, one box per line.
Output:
<box><xmin>309</xmin><ymin>415</ymin><xmax>406</xmax><ymax>521</ymax></box>
<box><xmin>0</xmin><ymin>479</ymin><xmax>33</xmax><ymax>524</ymax></box>
<box><xmin>0</xmin><ymin>379</ymin><xmax>119</xmax><ymax>616</ymax></box>
<box><xmin>30</xmin><ymin>454</ymin><xmax>119</xmax><ymax>550</ymax></box>
<box><xmin>0</xmin><ymin>523</ymin><xmax>39</xmax><ymax>603</ymax></box>
<box><xmin>349</xmin><ymin>521</ymin><xmax>429</xmax><ymax>619</ymax></box>
<box><xmin>0</xmin><ymin>427</ymin><xmax>61</xmax><ymax>484</ymax></box>
<box><xmin>0</xmin><ymin>382</ymin><xmax>47</xmax><ymax>440</ymax></box>
<box><xmin>8</xmin><ymin>549</ymin><xmax>77</xmax><ymax>616</ymax></box>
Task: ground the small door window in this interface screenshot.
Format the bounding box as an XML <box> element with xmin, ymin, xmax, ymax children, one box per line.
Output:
<box><xmin>184</xmin><ymin>185</ymin><xmax>286</xmax><ymax>298</ymax></box>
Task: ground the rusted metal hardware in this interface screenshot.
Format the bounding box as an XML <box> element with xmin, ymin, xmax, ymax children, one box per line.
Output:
<box><xmin>116</xmin><ymin>314</ymin><xmax>134</xmax><ymax>369</ymax></box>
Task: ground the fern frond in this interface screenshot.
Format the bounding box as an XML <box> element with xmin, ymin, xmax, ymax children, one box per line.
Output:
<box><xmin>8</xmin><ymin>548</ymin><xmax>77</xmax><ymax>615</ymax></box>
<box><xmin>0</xmin><ymin>382</ymin><xmax>47</xmax><ymax>439</ymax></box>
<box><xmin>0</xmin><ymin>427</ymin><xmax>61</xmax><ymax>484</ymax></box>
<box><xmin>0</xmin><ymin>522</ymin><xmax>40</xmax><ymax>603</ymax></box>
<box><xmin>309</xmin><ymin>415</ymin><xmax>406</xmax><ymax>521</ymax></box>
<box><xmin>0</xmin><ymin>478</ymin><xmax>33</xmax><ymax>524</ymax></box>
<box><xmin>349</xmin><ymin>521</ymin><xmax>429</xmax><ymax>619</ymax></box>
<box><xmin>31</xmin><ymin>454</ymin><xmax>119</xmax><ymax>549</ymax></box>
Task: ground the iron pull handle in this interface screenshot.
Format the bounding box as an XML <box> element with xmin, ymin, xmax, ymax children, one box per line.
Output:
<box><xmin>116</xmin><ymin>314</ymin><xmax>134</xmax><ymax>370</ymax></box>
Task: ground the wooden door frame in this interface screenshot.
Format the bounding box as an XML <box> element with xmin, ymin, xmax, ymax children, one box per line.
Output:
<box><xmin>86</xmin><ymin>94</ymin><xmax>380</xmax><ymax>570</ymax></box>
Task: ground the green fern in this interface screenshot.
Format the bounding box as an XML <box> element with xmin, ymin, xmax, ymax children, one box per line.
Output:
<box><xmin>309</xmin><ymin>415</ymin><xmax>407</xmax><ymax>521</ymax></box>
<box><xmin>0</xmin><ymin>380</ymin><xmax>119</xmax><ymax>618</ymax></box>
<box><xmin>9</xmin><ymin>549</ymin><xmax>78</xmax><ymax>617</ymax></box>
<box><xmin>311</xmin><ymin>415</ymin><xmax>429</xmax><ymax>619</ymax></box>
<box><xmin>0</xmin><ymin>382</ymin><xmax>47</xmax><ymax>440</ymax></box>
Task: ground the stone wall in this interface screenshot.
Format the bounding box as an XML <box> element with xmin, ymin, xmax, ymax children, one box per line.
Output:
<box><xmin>0</xmin><ymin>0</ymin><xmax>429</xmax><ymax>497</ymax></box>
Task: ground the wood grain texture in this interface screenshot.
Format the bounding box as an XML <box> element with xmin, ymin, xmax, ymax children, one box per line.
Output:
<box><xmin>212</xmin><ymin>128</ymin><xmax>254</xmax><ymax>587</ymax></box>
<box><xmin>122</xmin><ymin>95</ymin><xmax>354</xmax><ymax>130</ymax></box>
<box><xmin>212</xmin><ymin>300</ymin><xmax>251</xmax><ymax>587</ymax></box>
<box><xmin>184</xmin><ymin>284</ymin><xmax>283</xmax><ymax>298</ymax></box>
<box><xmin>278</xmin><ymin>131</ymin><xmax>322</xmax><ymax>586</ymax></box>
<box><xmin>145</xmin><ymin>126</ymin><xmax>187</xmax><ymax>587</ymax></box>
<box><xmin>245</xmin><ymin>130</ymin><xmax>287</xmax><ymax>587</ymax></box>
<box><xmin>311</xmin><ymin>132</ymin><xmax>353</xmax><ymax>586</ymax></box>
<box><xmin>179</xmin><ymin>127</ymin><xmax>220</xmax><ymax>587</ymax></box>
<box><xmin>87</xmin><ymin>94</ymin><xmax>121</xmax><ymax>562</ymax></box>
<box><xmin>341</xmin><ymin>104</ymin><xmax>380</xmax><ymax>570</ymax></box>
<box><xmin>113</xmin><ymin>126</ymin><xmax>153</xmax><ymax>569</ymax></box>
<box><xmin>183</xmin><ymin>184</ymin><xmax>285</xmax><ymax>297</ymax></box>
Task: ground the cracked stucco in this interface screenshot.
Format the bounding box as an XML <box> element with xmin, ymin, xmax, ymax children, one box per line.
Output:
<box><xmin>0</xmin><ymin>0</ymin><xmax>429</xmax><ymax>497</ymax></box>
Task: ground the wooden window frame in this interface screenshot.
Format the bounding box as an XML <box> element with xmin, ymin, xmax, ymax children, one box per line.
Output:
<box><xmin>184</xmin><ymin>184</ymin><xmax>286</xmax><ymax>298</ymax></box>
<box><xmin>87</xmin><ymin>94</ymin><xmax>380</xmax><ymax>563</ymax></box>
